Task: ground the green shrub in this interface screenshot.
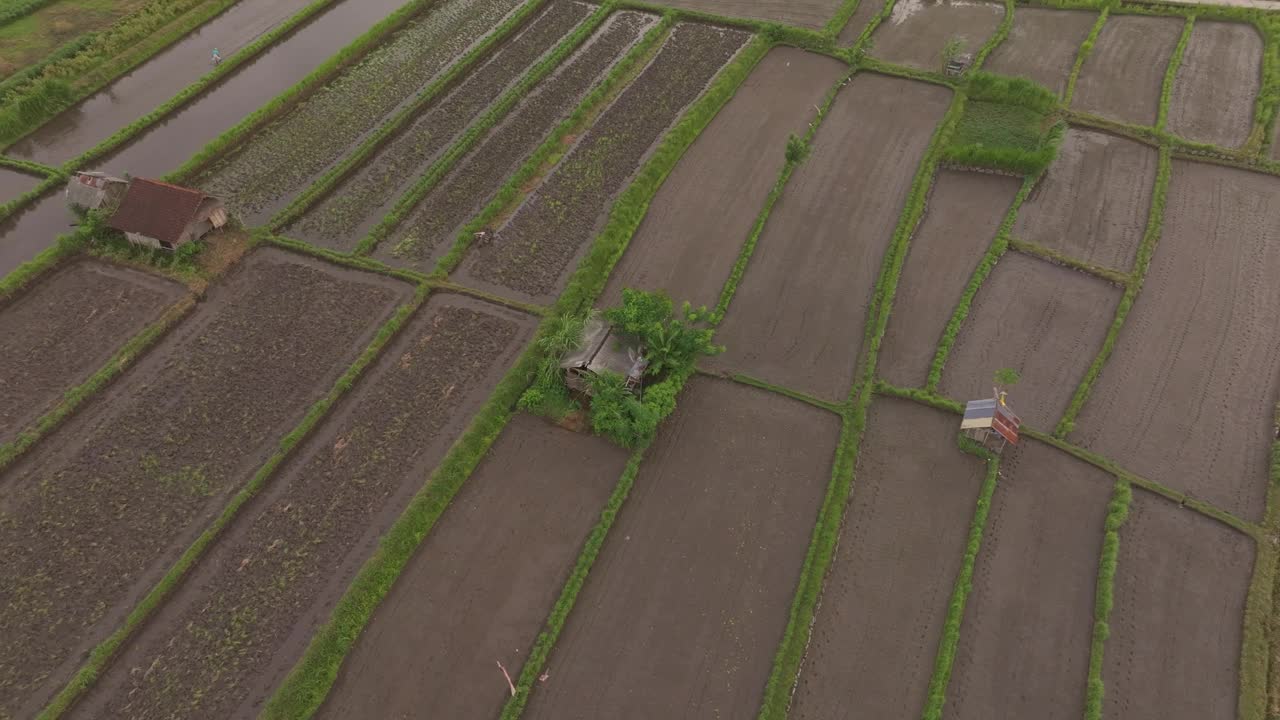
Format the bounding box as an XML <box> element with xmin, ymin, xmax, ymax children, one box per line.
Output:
<box><xmin>603</xmin><ymin>288</ymin><xmax>720</xmax><ymax>377</ymax></box>
<box><xmin>785</xmin><ymin>133</ymin><xmax>809</xmax><ymax>163</ymax></box>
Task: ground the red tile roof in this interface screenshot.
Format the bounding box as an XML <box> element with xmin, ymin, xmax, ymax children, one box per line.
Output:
<box><xmin>106</xmin><ymin>178</ymin><xmax>210</xmax><ymax>244</ymax></box>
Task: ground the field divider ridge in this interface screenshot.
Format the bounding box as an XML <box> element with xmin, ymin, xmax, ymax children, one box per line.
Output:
<box><xmin>1083</xmin><ymin>479</ymin><xmax>1132</xmax><ymax>720</ymax></box>
<box><xmin>428</xmin><ymin>14</ymin><xmax>676</xmax><ymax>279</ymax></box>
<box><xmin>0</xmin><ymin>172</ymin><xmax>64</xmax><ymax>224</ymax></box>
<box><xmin>972</xmin><ymin>0</ymin><xmax>1016</xmax><ymax>70</ymax></box>
<box><xmin>824</xmin><ymin>0</ymin><xmax>866</xmax><ymax>38</ymax></box>
<box><xmin>35</xmin><ymin>263</ymin><xmax>431</xmax><ymax>720</ymax></box>
<box><xmin>261</xmin><ymin>30</ymin><xmax>770</xmax><ymax>718</ymax></box>
<box><xmin>706</xmin><ymin>369</ymin><xmax>846</xmax><ymax>415</ymax></box>
<box><xmin>266</xmin><ymin>0</ymin><xmax>567</xmax><ymax>234</ymax></box>
<box><xmin>427</xmin><ymin>278</ymin><xmax>551</xmax><ymax>316</ymax></box>
<box><xmin>757</xmin><ymin>80</ymin><xmax>968</xmax><ymax>720</ymax></box>
<box><xmin>1156</xmin><ymin>15</ymin><xmax>1195</xmax><ymax>132</ymax></box>
<box><xmin>920</xmin><ymin>444</ymin><xmax>1001</xmax><ymax>720</ymax></box>
<box><xmin>0</xmin><ymin>155</ymin><xmax>61</xmax><ymax>178</ymax></box>
<box><xmin>1247</xmin><ymin>402</ymin><xmax>1280</xmax><ymax>720</ymax></box>
<box><xmin>613</xmin><ymin>0</ymin><xmax>838</xmax><ymax>57</ymax></box>
<box><xmin>349</xmin><ymin>0</ymin><xmax>616</xmax><ymax>256</ymax></box>
<box><xmin>265</xmin><ymin>233</ymin><xmax>430</xmax><ymax>285</ymax></box>
<box><xmin>925</xmin><ymin>176</ymin><xmax>1036</xmax><ymax>392</ymax></box>
<box><xmin>1054</xmin><ymin>146</ymin><xmax>1170</xmax><ymax>438</ymax></box>
<box><xmin>164</xmin><ymin>0</ymin><xmax>457</xmax><ymax>185</ymax></box>
<box><xmin>1064</xmin><ymin>8</ymin><xmax>1110</xmax><ymax>104</ymax></box>
<box><xmin>1006</xmin><ymin>235</ymin><xmax>1130</xmax><ymax>286</ymax></box>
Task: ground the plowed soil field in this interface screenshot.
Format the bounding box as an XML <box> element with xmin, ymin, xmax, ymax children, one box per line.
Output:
<box><xmin>983</xmin><ymin>8</ymin><xmax>1097</xmax><ymax>96</ymax></box>
<box><xmin>378</xmin><ymin>11</ymin><xmax>655</xmax><ymax>270</ymax></box>
<box><xmin>1071</xmin><ymin>15</ymin><xmax>1182</xmax><ymax>126</ymax></box>
<box><xmin>837</xmin><ymin>0</ymin><xmax>885</xmax><ymax>45</ymax></box>
<box><xmin>790</xmin><ymin>398</ymin><xmax>986</xmax><ymax>719</ymax></box>
<box><xmin>288</xmin><ymin>1</ymin><xmax>593</xmax><ymax>250</ymax></box>
<box><xmin>0</xmin><ymin>260</ymin><xmax>184</xmax><ymax>446</ymax></box>
<box><xmin>643</xmin><ymin>0</ymin><xmax>840</xmax><ymax>28</ymax></box>
<box><xmin>523</xmin><ymin>377</ymin><xmax>839</xmax><ymax>719</ymax></box>
<box><xmin>1167</xmin><ymin>21</ymin><xmax>1262</xmax><ymax>148</ymax></box>
<box><xmin>1070</xmin><ymin>162</ymin><xmax>1280</xmax><ymax>521</ymax></box>
<box><xmin>0</xmin><ymin>248</ymin><xmax>408</xmax><ymax>718</ymax></box>
<box><xmin>940</xmin><ymin>253</ymin><xmax>1120</xmax><ymax>430</ymax></box>
<box><xmin>0</xmin><ymin>168</ymin><xmax>37</xmax><ymax>206</ymax></box>
<box><xmin>711</xmin><ymin>74</ymin><xmax>951</xmax><ymax>402</ymax></box>
<box><xmin>455</xmin><ymin>23</ymin><xmax>750</xmax><ymax>304</ymax></box>
<box><xmin>69</xmin><ymin>294</ymin><xmax>533</xmax><ymax>719</ymax></box>
<box><xmin>879</xmin><ymin>169</ymin><xmax>1019</xmax><ymax>388</ymax></box>
<box><xmin>601</xmin><ymin>47</ymin><xmax>844</xmax><ymax>310</ymax></box>
<box><xmin>315</xmin><ymin>414</ymin><xmax>628</xmax><ymax>720</ymax></box>
<box><xmin>1013</xmin><ymin>128</ymin><xmax>1156</xmax><ymax>272</ymax></box>
<box><xmin>946</xmin><ymin>441</ymin><xmax>1112</xmax><ymax>720</ymax></box>
<box><xmin>1103</xmin><ymin>492</ymin><xmax>1253</xmax><ymax>720</ymax></box>
<box><xmin>869</xmin><ymin>0</ymin><xmax>1004</xmax><ymax>72</ymax></box>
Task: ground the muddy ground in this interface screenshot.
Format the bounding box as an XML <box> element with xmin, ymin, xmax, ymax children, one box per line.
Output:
<box><xmin>288</xmin><ymin>0</ymin><xmax>592</xmax><ymax>250</ymax></box>
<box><xmin>524</xmin><ymin>377</ymin><xmax>839</xmax><ymax>718</ymax></box>
<box><xmin>644</xmin><ymin>0</ymin><xmax>840</xmax><ymax>28</ymax></box>
<box><xmin>837</xmin><ymin>0</ymin><xmax>885</xmax><ymax>45</ymax></box>
<box><xmin>316</xmin><ymin>414</ymin><xmax>628</xmax><ymax>720</ymax></box>
<box><xmin>456</xmin><ymin>23</ymin><xmax>750</xmax><ymax>304</ymax></box>
<box><xmin>1071</xmin><ymin>15</ymin><xmax>1182</xmax><ymax>126</ymax></box>
<box><xmin>869</xmin><ymin>0</ymin><xmax>1004</xmax><ymax>72</ymax></box>
<box><xmin>879</xmin><ymin>169</ymin><xmax>1019</xmax><ymax>388</ymax></box>
<box><xmin>1013</xmin><ymin>128</ymin><xmax>1156</xmax><ymax>272</ymax></box>
<box><xmin>6</xmin><ymin>0</ymin><xmax>317</xmax><ymax>165</ymax></box>
<box><xmin>379</xmin><ymin>12</ymin><xmax>654</xmax><ymax>270</ymax></box>
<box><xmin>0</xmin><ymin>248</ymin><xmax>407</xmax><ymax>718</ymax></box>
<box><xmin>711</xmin><ymin>74</ymin><xmax>951</xmax><ymax>402</ymax></box>
<box><xmin>601</xmin><ymin>47</ymin><xmax>844</xmax><ymax>310</ymax></box>
<box><xmin>790</xmin><ymin>398</ymin><xmax>986</xmax><ymax>719</ymax></box>
<box><xmin>1167</xmin><ymin>21</ymin><xmax>1262</xmax><ymax>148</ymax></box>
<box><xmin>1103</xmin><ymin>492</ymin><xmax>1253</xmax><ymax>720</ymax></box>
<box><xmin>983</xmin><ymin>8</ymin><xmax>1097</xmax><ymax>96</ymax></box>
<box><xmin>70</xmin><ymin>294</ymin><xmax>532</xmax><ymax>719</ymax></box>
<box><xmin>0</xmin><ymin>259</ymin><xmax>184</xmax><ymax>446</ymax></box>
<box><xmin>0</xmin><ymin>167</ymin><xmax>38</xmax><ymax>206</ymax></box>
<box><xmin>200</xmin><ymin>0</ymin><xmax>523</xmax><ymax>223</ymax></box>
<box><xmin>946</xmin><ymin>441</ymin><xmax>1111</xmax><ymax>720</ymax></box>
<box><xmin>1070</xmin><ymin>162</ymin><xmax>1280</xmax><ymax>521</ymax></box>
<box><xmin>940</xmin><ymin>252</ymin><xmax>1120</xmax><ymax>430</ymax></box>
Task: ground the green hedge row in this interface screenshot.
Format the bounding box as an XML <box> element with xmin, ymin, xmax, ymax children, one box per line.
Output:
<box><xmin>1083</xmin><ymin>480</ymin><xmax>1132</xmax><ymax>720</ymax></box>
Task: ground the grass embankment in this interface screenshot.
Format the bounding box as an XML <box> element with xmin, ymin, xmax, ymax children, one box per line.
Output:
<box><xmin>1063</xmin><ymin>8</ymin><xmax>1108</xmax><ymax>104</ymax></box>
<box><xmin>1006</xmin><ymin>236</ymin><xmax>1129</xmax><ymax>286</ymax></box>
<box><xmin>0</xmin><ymin>0</ymin><xmax>145</xmax><ymax>76</ymax></box>
<box><xmin>1083</xmin><ymin>480</ymin><xmax>1131</xmax><ymax>720</ymax></box>
<box><xmin>1156</xmin><ymin>15</ymin><xmax>1194</xmax><ymax>132</ymax></box>
<box><xmin>0</xmin><ymin>0</ymin><xmax>60</xmax><ymax>27</ymax></box>
<box><xmin>0</xmin><ymin>0</ymin><xmax>242</xmax><ymax>148</ymax></box>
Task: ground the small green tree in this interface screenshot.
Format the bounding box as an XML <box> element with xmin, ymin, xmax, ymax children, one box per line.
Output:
<box><xmin>785</xmin><ymin>133</ymin><xmax>809</xmax><ymax>164</ymax></box>
<box><xmin>603</xmin><ymin>289</ymin><xmax>721</xmax><ymax>378</ymax></box>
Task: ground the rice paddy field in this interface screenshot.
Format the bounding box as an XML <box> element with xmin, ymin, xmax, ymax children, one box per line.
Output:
<box><xmin>2</xmin><ymin>0</ymin><xmax>1279</xmax><ymax>718</ymax></box>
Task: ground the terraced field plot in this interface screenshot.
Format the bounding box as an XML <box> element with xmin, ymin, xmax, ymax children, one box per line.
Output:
<box><xmin>0</xmin><ymin>259</ymin><xmax>184</xmax><ymax>445</ymax></box>
<box><xmin>878</xmin><ymin>169</ymin><xmax>1019</xmax><ymax>388</ymax></box>
<box><xmin>316</xmin><ymin>414</ymin><xmax>628</xmax><ymax>719</ymax></box>
<box><xmin>790</xmin><ymin>399</ymin><xmax>986</xmax><ymax>719</ymax></box>
<box><xmin>837</xmin><ymin>0</ymin><xmax>885</xmax><ymax>45</ymax></box>
<box><xmin>1012</xmin><ymin>128</ymin><xmax>1156</xmax><ymax>272</ymax></box>
<box><xmin>712</xmin><ymin>73</ymin><xmax>951</xmax><ymax>402</ymax></box>
<box><xmin>1167</xmin><ymin>21</ymin><xmax>1262</xmax><ymax>148</ymax></box>
<box><xmin>642</xmin><ymin>0</ymin><xmax>841</xmax><ymax>28</ymax></box>
<box><xmin>1070</xmin><ymin>161</ymin><xmax>1280</xmax><ymax>521</ymax></box>
<box><xmin>523</xmin><ymin>378</ymin><xmax>839</xmax><ymax>718</ymax></box>
<box><xmin>983</xmin><ymin>8</ymin><xmax>1096</xmax><ymax>96</ymax></box>
<box><xmin>0</xmin><ymin>167</ymin><xmax>38</xmax><ymax>205</ymax></box>
<box><xmin>1103</xmin><ymin>493</ymin><xmax>1253</xmax><ymax>720</ymax></box>
<box><xmin>0</xmin><ymin>248</ymin><xmax>407</xmax><ymax>718</ymax></box>
<box><xmin>869</xmin><ymin>0</ymin><xmax>1004</xmax><ymax>72</ymax></box>
<box><xmin>602</xmin><ymin>47</ymin><xmax>844</xmax><ymax>309</ymax></box>
<box><xmin>1071</xmin><ymin>15</ymin><xmax>1182</xmax><ymax>126</ymax></box>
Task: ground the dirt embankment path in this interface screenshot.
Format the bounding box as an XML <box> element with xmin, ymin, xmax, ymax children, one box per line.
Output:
<box><xmin>983</xmin><ymin>8</ymin><xmax>1097</xmax><ymax>96</ymax></box>
<box><xmin>288</xmin><ymin>0</ymin><xmax>594</xmax><ymax>250</ymax></box>
<box><xmin>1071</xmin><ymin>15</ymin><xmax>1182</xmax><ymax>126</ymax></box>
<box><xmin>1013</xmin><ymin>128</ymin><xmax>1157</xmax><ymax>273</ymax></box>
<box><xmin>455</xmin><ymin>22</ymin><xmax>750</xmax><ymax>304</ymax></box>
<box><xmin>602</xmin><ymin>47</ymin><xmax>845</xmax><ymax>311</ymax></box>
<box><xmin>378</xmin><ymin>11</ymin><xmax>655</xmax><ymax>270</ymax></box>
<box><xmin>939</xmin><ymin>253</ymin><xmax>1121</xmax><ymax>430</ymax></box>
<box><xmin>1167</xmin><ymin>21</ymin><xmax>1262</xmax><ymax>149</ymax></box>
<box><xmin>1070</xmin><ymin>161</ymin><xmax>1280</xmax><ymax>522</ymax></box>
<box><xmin>790</xmin><ymin>398</ymin><xmax>986</xmax><ymax>719</ymax></box>
<box><xmin>315</xmin><ymin>414</ymin><xmax>628</xmax><ymax>720</ymax></box>
<box><xmin>879</xmin><ymin>169</ymin><xmax>1019</xmax><ymax>388</ymax></box>
<box><xmin>524</xmin><ymin>378</ymin><xmax>840</xmax><ymax>719</ymax></box>
<box><xmin>0</xmin><ymin>248</ymin><xmax>408</xmax><ymax>718</ymax></box>
<box><xmin>1104</xmin><ymin>492</ymin><xmax>1253</xmax><ymax>720</ymax></box>
<box><xmin>946</xmin><ymin>441</ymin><xmax>1111</xmax><ymax>720</ymax></box>
<box><xmin>0</xmin><ymin>260</ymin><xmax>184</xmax><ymax>446</ymax></box>
<box><xmin>869</xmin><ymin>0</ymin><xmax>1004</xmax><ymax>72</ymax></box>
<box><xmin>711</xmin><ymin>73</ymin><xmax>951</xmax><ymax>402</ymax></box>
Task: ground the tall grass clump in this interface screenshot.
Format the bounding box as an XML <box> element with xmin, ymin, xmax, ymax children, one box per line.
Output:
<box><xmin>943</xmin><ymin>72</ymin><xmax>1063</xmax><ymax>175</ymax></box>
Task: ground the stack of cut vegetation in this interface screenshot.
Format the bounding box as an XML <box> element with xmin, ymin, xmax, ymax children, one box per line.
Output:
<box><xmin>944</xmin><ymin>71</ymin><xmax>1064</xmax><ymax>175</ymax></box>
